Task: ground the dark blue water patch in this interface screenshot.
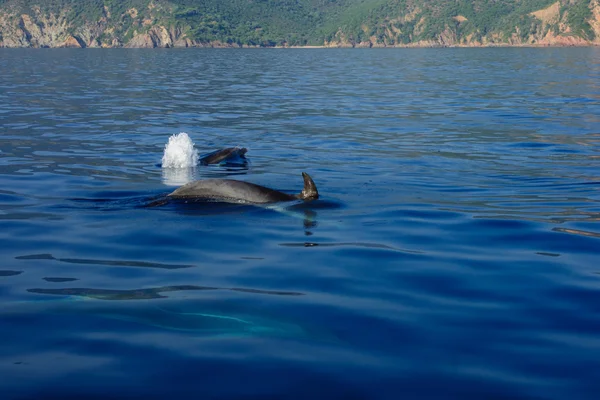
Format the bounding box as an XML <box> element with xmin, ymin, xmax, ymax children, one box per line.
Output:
<box><xmin>552</xmin><ymin>148</ymin><xmax>580</xmax><ymax>154</ymax></box>
<box><xmin>449</xmin><ymin>218</ymin><xmax>600</xmax><ymax>255</ymax></box>
<box><xmin>285</xmin><ymin>197</ymin><xmax>344</xmax><ymax>210</ymax></box>
<box><xmin>0</xmin><ymin>270</ymin><xmax>23</xmax><ymax>277</ymax></box>
<box><xmin>397</xmin><ymin>270</ymin><xmax>519</xmax><ymax>304</ymax></box>
<box><xmin>1</xmin><ymin>338</ymin><xmax>371</xmax><ymax>399</ymax></box>
<box><xmin>0</xmin><ymin>211</ymin><xmax>63</xmax><ymax>221</ymax></box>
<box><xmin>61</xmin><ymin>192</ymin><xmax>165</xmax><ymax>211</ymax></box>
<box><xmin>231</xmin><ymin>266</ymin><xmax>358</xmax><ymax>299</ymax></box>
<box><xmin>151</xmin><ymin>198</ymin><xmax>269</xmax><ymax>213</ymax></box>
<box><xmin>508</xmin><ymin>142</ymin><xmax>556</xmax><ymax>148</ymax></box>
<box><xmin>562</xmin><ymin>97</ymin><xmax>598</xmax><ymax>104</ymax></box>
<box><xmin>42</xmin><ymin>277</ymin><xmax>79</xmax><ymax>283</ymax></box>
<box><xmin>397</xmin><ymin>206</ymin><xmax>465</xmax><ymax>222</ymax></box>
<box><xmin>541</xmin><ymin>281</ymin><xmax>600</xmax><ymax>321</ymax></box>
<box><xmin>15</xmin><ymin>254</ymin><xmax>55</xmax><ymax>261</ymax></box>
<box><xmin>0</xmin><ymin>190</ymin><xmax>36</xmax><ymax>205</ymax></box>
<box><xmin>462</xmin><ymin>217</ymin><xmax>540</xmax><ymax>233</ymax></box>
<box><xmin>536</xmin><ymin>252</ymin><xmax>561</xmax><ymax>257</ymax></box>
<box><xmin>71</xmin><ymin>190</ymin><xmax>152</xmax><ymax>199</ymax></box>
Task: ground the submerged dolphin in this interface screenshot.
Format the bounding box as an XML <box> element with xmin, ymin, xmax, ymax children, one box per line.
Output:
<box><xmin>4</xmin><ymin>294</ymin><xmax>338</xmax><ymax>341</ymax></box>
<box><xmin>199</xmin><ymin>147</ymin><xmax>248</xmax><ymax>165</ymax></box>
<box><xmin>167</xmin><ymin>172</ymin><xmax>319</xmax><ymax>204</ymax></box>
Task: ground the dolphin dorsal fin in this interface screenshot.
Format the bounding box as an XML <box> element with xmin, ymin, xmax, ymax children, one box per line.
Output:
<box><xmin>299</xmin><ymin>172</ymin><xmax>319</xmax><ymax>201</ymax></box>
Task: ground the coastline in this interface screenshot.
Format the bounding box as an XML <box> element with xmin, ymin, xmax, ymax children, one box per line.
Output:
<box><xmin>2</xmin><ymin>42</ymin><xmax>599</xmax><ymax>49</ymax></box>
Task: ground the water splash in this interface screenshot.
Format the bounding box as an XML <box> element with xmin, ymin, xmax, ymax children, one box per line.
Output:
<box><xmin>161</xmin><ymin>132</ymin><xmax>199</xmax><ymax>168</ymax></box>
<box><xmin>161</xmin><ymin>132</ymin><xmax>198</xmax><ymax>186</ymax></box>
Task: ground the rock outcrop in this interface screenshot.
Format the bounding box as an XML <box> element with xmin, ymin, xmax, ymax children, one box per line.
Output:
<box><xmin>0</xmin><ymin>2</ymin><xmax>196</xmax><ymax>48</ymax></box>
<box><xmin>60</xmin><ymin>35</ymin><xmax>83</xmax><ymax>48</ymax></box>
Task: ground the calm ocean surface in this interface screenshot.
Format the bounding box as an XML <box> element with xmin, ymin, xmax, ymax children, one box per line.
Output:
<box><xmin>1</xmin><ymin>48</ymin><xmax>599</xmax><ymax>399</ymax></box>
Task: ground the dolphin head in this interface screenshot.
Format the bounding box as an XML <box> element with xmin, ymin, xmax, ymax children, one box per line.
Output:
<box><xmin>298</xmin><ymin>172</ymin><xmax>319</xmax><ymax>201</ymax></box>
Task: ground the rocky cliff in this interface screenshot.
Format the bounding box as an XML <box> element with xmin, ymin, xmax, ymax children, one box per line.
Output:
<box><xmin>0</xmin><ymin>1</ymin><xmax>205</xmax><ymax>48</ymax></box>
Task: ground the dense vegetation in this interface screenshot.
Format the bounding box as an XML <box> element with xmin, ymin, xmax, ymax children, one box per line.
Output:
<box><xmin>0</xmin><ymin>0</ymin><xmax>597</xmax><ymax>46</ymax></box>
<box><xmin>323</xmin><ymin>0</ymin><xmax>566</xmax><ymax>44</ymax></box>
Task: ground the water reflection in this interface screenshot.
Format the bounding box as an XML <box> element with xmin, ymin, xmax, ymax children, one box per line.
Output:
<box><xmin>552</xmin><ymin>227</ymin><xmax>600</xmax><ymax>239</ymax></box>
<box><xmin>160</xmin><ymin>164</ymin><xmax>250</xmax><ymax>186</ymax></box>
<box><xmin>158</xmin><ymin>196</ymin><xmax>334</xmax><ymax>237</ymax></box>
<box><xmin>161</xmin><ymin>166</ymin><xmax>196</xmax><ymax>187</ymax></box>
<box><xmin>279</xmin><ymin>241</ymin><xmax>423</xmax><ymax>254</ymax></box>
<box><xmin>303</xmin><ymin>209</ymin><xmax>317</xmax><ymax>235</ymax></box>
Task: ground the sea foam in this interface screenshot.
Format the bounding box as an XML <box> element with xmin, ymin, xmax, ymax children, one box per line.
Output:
<box><xmin>161</xmin><ymin>132</ymin><xmax>199</xmax><ymax>168</ymax></box>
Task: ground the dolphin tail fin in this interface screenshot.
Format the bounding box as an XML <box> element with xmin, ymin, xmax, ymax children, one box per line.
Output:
<box><xmin>299</xmin><ymin>172</ymin><xmax>319</xmax><ymax>201</ymax></box>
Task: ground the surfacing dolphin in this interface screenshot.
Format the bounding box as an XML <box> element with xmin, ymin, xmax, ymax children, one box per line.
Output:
<box><xmin>167</xmin><ymin>172</ymin><xmax>319</xmax><ymax>204</ymax></box>
<box><xmin>199</xmin><ymin>146</ymin><xmax>248</xmax><ymax>165</ymax></box>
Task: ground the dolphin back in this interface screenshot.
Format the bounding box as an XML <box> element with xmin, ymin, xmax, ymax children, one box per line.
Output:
<box><xmin>199</xmin><ymin>147</ymin><xmax>248</xmax><ymax>165</ymax></box>
<box><xmin>167</xmin><ymin>172</ymin><xmax>318</xmax><ymax>204</ymax></box>
<box><xmin>167</xmin><ymin>179</ymin><xmax>296</xmax><ymax>204</ymax></box>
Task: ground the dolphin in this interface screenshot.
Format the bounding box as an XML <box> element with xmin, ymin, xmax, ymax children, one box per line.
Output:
<box><xmin>3</xmin><ymin>294</ymin><xmax>338</xmax><ymax>341</ymax></box>
<box><xmin>167</xmin><ymin>172</ymin><xmax>319</xmax><ymax>204</ymax></box>
<box><xmin>199</xmin><ymin>147</ymin><xmax>248</xmax><ymax>165</ymax></box>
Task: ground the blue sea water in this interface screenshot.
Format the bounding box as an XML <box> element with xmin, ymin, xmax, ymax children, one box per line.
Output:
<box><xmin>1</xmin><ymin>48</ymin><xmax>600</xmax><ymax>399</ymax></box>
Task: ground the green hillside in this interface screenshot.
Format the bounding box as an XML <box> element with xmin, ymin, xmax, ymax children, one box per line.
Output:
<box><xmin>325</xmin><ymin>0</ymin><xmax>597</xmax><ymax>45</ymax></box>
<box><xmin>0</xmin><ymin>0</ymin><xmax>598</xmax><ymax>47</ymax></box>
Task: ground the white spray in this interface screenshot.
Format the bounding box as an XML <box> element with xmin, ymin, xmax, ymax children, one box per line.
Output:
<box><xmin>161</xmin><ymin>132</ymin><xmax>199</xmax><ymax>168</ymax></box>
<box><xmin>161</xmin><ymin>132</ymin><xmax>199</xmax><ymax>186</ymax></box>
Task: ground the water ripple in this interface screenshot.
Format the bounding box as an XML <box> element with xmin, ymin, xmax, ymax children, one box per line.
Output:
<box><xmin>27</xmin><ymin>285</ymin><xmax>304</xmax><ymax>300</ymax></box>
<box><xmin>15</xmin><ymin>254</ymin><xmax>196</xmax><ymax>270</ymax></box>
